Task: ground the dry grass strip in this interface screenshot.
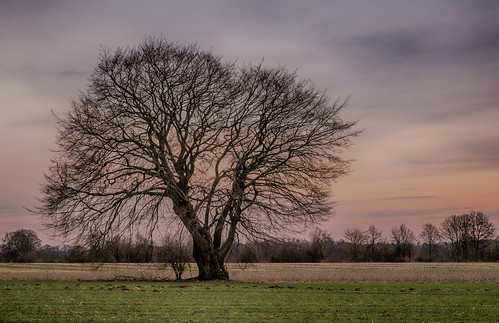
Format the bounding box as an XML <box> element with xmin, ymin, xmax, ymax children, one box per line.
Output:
<box><xmin>0</xmin><ymin>262</ymin><xmax>497</xmax><ymax>283</ymax></box>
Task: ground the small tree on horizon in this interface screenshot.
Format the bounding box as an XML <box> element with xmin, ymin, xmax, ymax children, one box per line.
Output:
<box><xmin>343</xmin><ymin>227</ymin><xmax>367</xmax><ymax>261</ymax></box>
<box><xmin>468</xmin><ymin>211</ymin><xmax>495</xmax><ymax>260</ymax></box>
<box><xmin>441</xmin><ymin>211</ymin><xmax>495</xmax><ymax>261</ymax></box>
<box><xmin>366</xmin><ymin>225</ymin><xmax>382</xmax><ymax>262</ymax></box>
<box><xmin>0</xmin><ymin>229</ymin><xmax>42</xmax><ymax>262</ymax></box>
<box><xmin>391</xmin><ymin>224</ymin><xmax>415</xmax><ymax>261</ymax></box>
<box><xmin>35</xmin><ymin>38</ymin><xmax>358</xmax><ymax>280</ymax></box>
<box><xmin>308</xmin><ymin>228</ymin><xmax>333</xmax><ymax>262</ymax></box>
<box><xmin>419</xmin><ymin>223</ymin><xmax>440</xmax><ymax>261</ymax></box>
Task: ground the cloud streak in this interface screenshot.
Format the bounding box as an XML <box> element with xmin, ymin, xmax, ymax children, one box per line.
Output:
<box><xmin>380</xmin><ymin>196</ymin><xmax>437</xmax><ymax>201</ymax></box>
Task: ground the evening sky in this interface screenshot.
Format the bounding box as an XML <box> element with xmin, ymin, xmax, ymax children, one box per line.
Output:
<box><xmin>1</xmin><ymin>0</ymin><xmax>498</xmax><ymax>243</ymax></box>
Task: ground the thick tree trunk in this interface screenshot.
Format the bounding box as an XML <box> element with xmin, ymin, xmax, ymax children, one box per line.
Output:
<box><xmin>192</xmin><ymin>239</ymin><xmax>229</xmax><ymax>280</ymax></box>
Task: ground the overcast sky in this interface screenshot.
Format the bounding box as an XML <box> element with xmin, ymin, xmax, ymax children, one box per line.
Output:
<box><xmin>1</xmin><ymin>0</ymin><xmax>498</xmax><ymax>244</ymax></box>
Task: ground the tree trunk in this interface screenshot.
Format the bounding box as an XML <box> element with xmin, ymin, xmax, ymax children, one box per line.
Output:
<box><xmin>192</xmin><ymin>239</ymin><xmax>229</xmax><ymax>280</ymax></box>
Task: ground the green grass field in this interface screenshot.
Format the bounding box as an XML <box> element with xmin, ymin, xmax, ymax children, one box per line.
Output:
<box><xmin>1</xmin><ymin>280</ymin><xmax>498</xmax><ymax>322</ymax></box>
<box><xmin>1</xmin><ymin>263</ymin><xmax>498</xmax><ymax>322</ymax></box>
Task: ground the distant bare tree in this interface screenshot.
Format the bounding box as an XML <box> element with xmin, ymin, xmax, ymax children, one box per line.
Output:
<box><xmin>36</xmin><ymin>38</ymin><xmax>358</xmax><ymax>280</ymax></box>
<box><xmin>308</xmin><ymin>228</ymin><xmax>332</xmax><ymax>262</ymax></box>
<box><xmin>0</xmin><ymin>229</ymin><xmax>41</xmax><ymax>262</ymax></box>
<box><xmin>344</xmin><ymin>227</ymin><xmax>367</xmax><ymax>261</ymax></box>
<box><xmin>419</xmin><ymin>223</ymin><xmax>440</xmax><ymax>261</ymax></box>
<box><xmin>366</xmin><ymin>225</ymin><xmax>382</xmax><ymax>262</ymax></box>
<box><xmin>439</xmin><ymin>211</ymin><xmax>495</xmax><ymax>261</ymax></box>
<box><xmin>237</xmin><ymin>243</ymin><xmax>259</xmax><ymax>264</ymax></box>
<box><xmin>391</xmin><ymin>224</ymin><xmax>415</xmax><ymax>260</ymax></box>
<box><xmin>469</xmin><ymin>211</ymin><xmax>495</xmax><ymax>260</ymax></box>
<box><xmin>442</xmin><ymin>211</ymin><xmax>495</xmax><ymax>261</ymax></box>
<box><xmin>440</xmin><ymin>215</ymin><xmax>464</xmax><ymax>260</ymax></box>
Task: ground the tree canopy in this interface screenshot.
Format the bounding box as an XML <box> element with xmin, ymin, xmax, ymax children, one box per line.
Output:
<box><xmin>37</xmin><ymin>39</ymin><xmax>358</xmax><ymax>279</ymax></box>
<box><xmin>1</xmin><ymin>229</ymin><xmax>41</xmax><ymax>262</ymax></box>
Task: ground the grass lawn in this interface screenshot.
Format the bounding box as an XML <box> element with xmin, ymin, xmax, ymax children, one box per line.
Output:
<box><xmin>1</xmin><ymin>280</ymin><xmax>497</xmax><ymax>322</ymax></box>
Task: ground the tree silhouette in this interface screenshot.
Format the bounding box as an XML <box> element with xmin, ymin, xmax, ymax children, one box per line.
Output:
<box><xmin>366</xmin><ymin>225</ymin><xmax>382</xmax><ymax>261</ymax></box>
<box><xmin>391</xmin><ymin>224</ymin><xmax>415</xmax><ymax>260</ymax></box>
<box><xmin>419</xmin><ymin>223</ymin><xmax>440</xmax><ymax>261</ymax></box>
<box><xmin>344</xmin><ymin>227</ymin><xmax>367</xmax><ymax>261</ymax></box>
<box><xmin>37</xmin><ymin>39</ymin><xmax>358</xmax><ymax>279</ymax></box>
<box><xmin>441</xmin><ymin>211</ymin><xmax>495</xmax><ymax>261</ymax></box>
<box><xmin>1</xmin><ymin>229</ymin><xmax>41</xmax><ymax>262</ymax></box>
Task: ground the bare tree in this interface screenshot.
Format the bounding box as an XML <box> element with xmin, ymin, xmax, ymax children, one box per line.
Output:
<box><xmin>366</xmin><ymin>225</ymin><xmax>382</xmax><ymax>262</ymax></box>
<box><xmin>343</xmin><ymin>227</ymin><xmax>367</xmax><ymax>261</ymax></box>
<box><xmin>442</xmin><ymin>211</ymin><xmax>495</xmax><ymax>261</ymax></box>
<box><xmin>469</xmin><ymin>211</ymin><xmax>495</xmax><ymax>260</ymax></box>
<box><xmin>1</xmin><ymin>229</ymin><xmax>41</xmax><ymax>262</ymax></box>
<box><xmin>391</xmin><ymin>224</ymin><xmax>415</xmax><ymax>260</ymax></box>
<box><xmin>419</xmin><ymin>223</ymin><xmax>440</xmax><ymax>261</ymax></box>
<box><xmin>308</xmin><ymin>228</ymin><xmax>332</xmax><ymax>262</ymax></box>
<box><xmin>439</xmin><ymin>211</ymin><xmax>495</xmax><ymax>261</ymax></box>
<box><xmin>440</xmin><ymin>214</ymin><xmax>463</xmax><ymax>261</ymax></box>
<box><xmin>36</xmin><ymin>39</ymin><xmax>358</xmax><ymax>280</ymax></box>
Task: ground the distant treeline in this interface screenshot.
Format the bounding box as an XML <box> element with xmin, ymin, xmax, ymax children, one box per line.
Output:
<box><xmin>1</xmin><ymin>211</ymin><xmax>497</xmax><ymax>264</ymax></box>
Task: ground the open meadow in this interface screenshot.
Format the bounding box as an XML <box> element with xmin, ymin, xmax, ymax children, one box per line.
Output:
<box><xmin>1</xmin><ymin>263</ymin><xmax>498</xmax><ymax>322</ymax></box>
<box><xmin>1</xmin><ymin>262</ymin><xmax>498</xmax><ymax>282</ymax></box>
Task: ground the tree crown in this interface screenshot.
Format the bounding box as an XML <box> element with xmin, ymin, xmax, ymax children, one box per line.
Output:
<box><xmin>37</xmin><ymin>38</ymin><xmax>358</xmax><ymax>252</ymax></box>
